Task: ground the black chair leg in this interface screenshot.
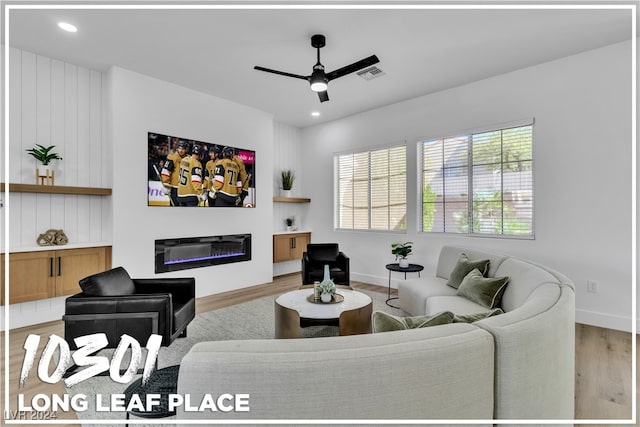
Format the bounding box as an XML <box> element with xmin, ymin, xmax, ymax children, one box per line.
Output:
<box><xmin>179</xmin><ymin>328</ymin><xmax>187</xmax><ymax>338</ymax></box>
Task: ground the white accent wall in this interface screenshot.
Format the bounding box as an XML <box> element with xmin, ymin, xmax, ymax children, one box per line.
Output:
<box><xmin>301</xmin><ymin>40</ymin><xmax>635</xmax><ymax>332</ymax></box>
<box><xmin>1</xmin><ymin>47</ymin><xmax>112</xmax><ymax>329</ymax></box>
<box><xmin>108</xmin><ymin>67</ymin><xmax>274</xmax><ymax>297</ymax></box>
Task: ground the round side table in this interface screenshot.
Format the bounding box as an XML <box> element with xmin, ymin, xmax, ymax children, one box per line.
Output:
<box><xmin>385</xmin><ymin>263</ymin><xmax>424</xmax><ymax>309</ymax></box>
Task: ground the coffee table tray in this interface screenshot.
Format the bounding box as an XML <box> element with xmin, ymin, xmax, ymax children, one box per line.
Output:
<box><xmin>306</xmin><ymin>293</ymin><xmax>344</xmax><ymax>304</ymax></box>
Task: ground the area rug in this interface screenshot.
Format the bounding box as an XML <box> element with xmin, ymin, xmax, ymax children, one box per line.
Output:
<box><xmin>64</xmin><ymin>288</ymin><xmax>405</xmax><ymax>425</ymax></box>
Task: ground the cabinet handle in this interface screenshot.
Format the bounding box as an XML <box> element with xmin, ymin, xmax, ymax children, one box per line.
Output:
<box><xmin>57</xmin><ymin>257</ymin><xmax>61</xmax><ymax>276</ymax></box>
<box><xmin>49</xmin><ymin>257</ymin><xmax>54</xmax><ymax>277</ymax></box>
<box><xmin>291</xmin><ymin>237</ymin><xmax>296</xmax><ymax>249</ymax></box>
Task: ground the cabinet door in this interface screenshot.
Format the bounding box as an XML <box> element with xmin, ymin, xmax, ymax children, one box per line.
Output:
<box><xmin>7</xmin><ymin>251</ymin><xmax>56</xmax><ymax>304</ymax></box>
<box><xmin>291</xmin><ymin>233</ymin><xmax>310</xmax><ymax>260</ymax></box>
<box><xmin>55</xmin><ymin>247</ymin><xmax>108</xmax><ymax>296</ymax></box>
<box><xmin>273</xmin><ymin>235</ymin><xmax>293</xmax><ymax>263</ymax></box>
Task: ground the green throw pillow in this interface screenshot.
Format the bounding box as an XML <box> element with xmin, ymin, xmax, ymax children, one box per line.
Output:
<box><xmin>453</xmin><ymin>308</ymin><xmax>504</xmax><ymax>323</ymax></box>
<box><xmin>456</xmin><ymin>269</ymin><xmax>510</xmax><ymax>309</ymax></box>
<box><xmin>447</xmin><ymin>253</ymin><xmax>491</xmax><ymax>289</ymax></box>
<box><xmin>372</xmin><ymin>311</ymin><xmax>454</xmax><ymax>333</ymax></box>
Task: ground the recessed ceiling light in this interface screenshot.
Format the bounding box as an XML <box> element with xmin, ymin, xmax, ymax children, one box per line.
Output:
<box><xmin>58</xmin><ymin>22</ymin><xmax>78</xmax><ymax>32</ymax></box>
<box><xmin>311</xmin><ymin>112</ymin><xmax>320</xmax><ymax>117</ymax></box>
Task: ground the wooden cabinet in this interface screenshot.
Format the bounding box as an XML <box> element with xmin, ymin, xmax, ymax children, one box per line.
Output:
<box><xmin>273</xmin><ymin>233</ymin><xmax>310</xmax><ymax>263</ymax></box>
<box><xmin>1</xmin><ymin>246</ymin><xmax>111</xmax><ymax>304</ymax></box>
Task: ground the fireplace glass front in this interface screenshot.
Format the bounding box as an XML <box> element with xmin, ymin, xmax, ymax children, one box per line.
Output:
<box><xmin>155</xmin><ymin>234</ymin><xmax>251</xmax><ymax>273</ymax></box>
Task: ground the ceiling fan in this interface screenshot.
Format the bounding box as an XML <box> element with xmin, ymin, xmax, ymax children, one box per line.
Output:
<box><xmin>254</xmin><ymin>34</ymin><xmax>379</xmax><ymax>103</ymax></box>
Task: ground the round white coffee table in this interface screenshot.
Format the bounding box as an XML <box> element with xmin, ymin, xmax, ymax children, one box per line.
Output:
<box><xmin>274</xmin><ymin>289</ymin><xmax>372</xmax><ymax>339</ymax></box>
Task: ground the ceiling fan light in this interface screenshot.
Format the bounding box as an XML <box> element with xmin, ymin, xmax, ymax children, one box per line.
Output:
<box><xmin>310</xmin><ymin>80</ymin><xmax>328</xmax><ymax>92</ymax></box>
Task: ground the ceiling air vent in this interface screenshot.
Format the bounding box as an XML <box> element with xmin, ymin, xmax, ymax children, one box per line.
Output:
<box><xmin>357</xmin><ymin>66</ymin><xmax>386</xmax><ymax>81</ymax></box>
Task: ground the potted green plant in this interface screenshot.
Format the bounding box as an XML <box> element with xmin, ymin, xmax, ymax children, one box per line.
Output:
<box><xmin>317</xmin><ymin>279</ymin><xmax>336</xmax><ymax>302</ymax></box>
<box><xmin>391</xmin><ymin>242</ymin><xmax>413</xmax><ymax>268</ymax></box>
<box><xmin>25</xmin><ymin>144</ymin><xmax>63</xmax><ymax>185</ymax></box>
<box><xmin>280</xmin><ymin>170</ymin><xmax>294</xmax><ymax>197</ymax></box>
<box><xmin>285</xmin><ymin>217</ymin><xmax>294</xmax><ymax>231</ymax></box>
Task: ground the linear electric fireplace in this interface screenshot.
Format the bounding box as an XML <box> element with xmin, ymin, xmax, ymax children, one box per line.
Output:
<box><xmin>155</xmin><ymin>234</ymin><xmax>251</xmax><ymax>273</ymax></box>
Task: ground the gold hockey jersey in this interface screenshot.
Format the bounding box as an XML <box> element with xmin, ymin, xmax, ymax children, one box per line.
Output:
<box><xmin>204</xmin><ymin>159</ymin><xmax>217</xmax><ymax>190</ymax></box>
<box><xmin>177</xmin><ymin>156</ymin><xmax>203</xmax><ymax>197</ymax></box>
<box><xmin>234</xmin><ymin>156</ymin><xmax>249</xmax><ymax>191</ymax></box>
<box><xmin>161</xmin><ymin>152</ymin><xmax>184</xmax><ymax>188</ymax></box>
<box><xmin>213</xmin><ymin>158</ymin><xmax>242</xmax><ymax>196</ymax></box>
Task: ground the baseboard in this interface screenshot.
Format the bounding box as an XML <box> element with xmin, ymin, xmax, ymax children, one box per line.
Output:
<box><xmin>575</xmin><ymin>309</ymin><xmax>636</xmax><ymax>334</ymax></box>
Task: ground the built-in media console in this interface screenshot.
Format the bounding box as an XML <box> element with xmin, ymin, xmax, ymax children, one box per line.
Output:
<box><xmin>155</xmin><ymin>234</ymin><xmax>251</xmax><ymax>273</ymax></box>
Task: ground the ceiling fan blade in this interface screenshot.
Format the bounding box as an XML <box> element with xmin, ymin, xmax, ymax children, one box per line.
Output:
<box><xmin>318</xmin><ymin>91</ymin><xmax>329</xmax><ymax>103</ymax></box>
<box><xmin>326</xmin><ymin>55</ymin><xmax>379</xmax><ymax>81</ymax></box>
<box><xmin>253</xmin><ymin>66</ymin><xmax>309</xmax><ymax>81</ymax></box>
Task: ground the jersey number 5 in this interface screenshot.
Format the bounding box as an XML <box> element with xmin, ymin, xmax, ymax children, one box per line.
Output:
<box><xmin>179</xmin><ymin>167</ymin><xmax>189</xmax><ymax>186</ymax></box>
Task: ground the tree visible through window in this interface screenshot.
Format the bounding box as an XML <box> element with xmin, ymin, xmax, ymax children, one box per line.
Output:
<box><xmin>421</xmin><ymin>124</ymin><xmax>533</xmax><ymax>237</ymax></box>
<box><xmin>336</xmin><ymin>145</ymin><xmax>406</xmax><ymax>231</ymax></box>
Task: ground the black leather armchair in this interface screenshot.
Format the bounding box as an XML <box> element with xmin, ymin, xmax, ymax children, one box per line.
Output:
<box><xmin>63</xmin><ymin>267</ymin><xmax>195</xmax><ymax>349</ymax></box>
<box><xmin>301</xmin><ymin>243</ymin><xmax>350</xmax><ymax>286</ymax></box>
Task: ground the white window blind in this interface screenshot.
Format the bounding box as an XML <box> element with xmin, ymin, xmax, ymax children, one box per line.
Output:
<box><xmin>421</xmin><ymin>124</ymin><xmax>533</xmax><ymax>237</ymax></box>
<box><xmin>336</xmin><ymin>144</ymin><xmax>407</xmax><ymax>231</ymax></box>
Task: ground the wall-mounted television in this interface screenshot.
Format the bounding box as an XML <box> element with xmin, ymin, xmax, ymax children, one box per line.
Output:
<box><xmin>147</xmin><ymin>132</ymin><xmax>255</xmax><ymax>207</ymax></box>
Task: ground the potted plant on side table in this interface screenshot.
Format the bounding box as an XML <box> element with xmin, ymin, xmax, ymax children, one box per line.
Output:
<box><xmin>391</xmin><ymin>242</ymin><xmax>413</xmax><ymax>268</ymax></box>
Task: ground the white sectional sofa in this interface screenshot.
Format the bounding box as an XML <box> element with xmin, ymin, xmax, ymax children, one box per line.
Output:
<box><xmin>176</xmin><ymin>245</ymin><xmax>575</xmax><ymax>423</ymax></box>
<box><xmin>399</xmin><ymin>245</ymin><xmax>576</xmax><ymax>421</ymax></box>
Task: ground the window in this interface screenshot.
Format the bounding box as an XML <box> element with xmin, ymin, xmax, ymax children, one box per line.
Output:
<box><xmin>336</xmin><ymin>144</ymin><xmax>406</xmax><ymax>231</ymax></box>
<box><xmin>421</xmin><ymin>124</ymin><xmax>533</xmax><ymax>237</ymax></box>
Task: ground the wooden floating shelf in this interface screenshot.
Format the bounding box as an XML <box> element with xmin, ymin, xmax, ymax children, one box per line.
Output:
<box><xmin>273</xmin><ymin>197</ymin><xmax>311</xmax><ymax>203</ymax></box>
<box><xmin>0</xmin><ymin>183</ymin><xmax>112</xmax><ymax>196</ymax></box>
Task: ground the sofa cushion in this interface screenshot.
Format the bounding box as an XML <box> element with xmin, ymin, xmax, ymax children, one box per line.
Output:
<box><xmin>457</xmin><ymin>269</ymin><xmax>510</xmax><ymax>309</ymax></box>
<box><xmin>426</xmin><ymin>295</ymin><xmax>489</xmax><ymax>315</ymax></box>
<box><xmin>79</xmin><ymin>266</ymin><xmax>136</xmax><ymax>296</ymax></box>
<box><xmin>437</xmin><ymin>246</ymin><xmax>507</xmax><ymax>280</ymax></box>
<box><xmin>398</xmin><ymin>276</ymin><xmax>457</xmax><ymax>315</ymax></box>
<box><xmin>453</xmin><ymin>308</ymin><xmax>504</xmax><ymax>323</ymax></box>
<box><xmin>447</xmin><ymin>254</ymin><xmax>491</xmax><ymax>289</ymax></box>
<box><xmin>372</xmin><ymin>310</ymin><xmax>454</xmax><ymax>333</ymax></box>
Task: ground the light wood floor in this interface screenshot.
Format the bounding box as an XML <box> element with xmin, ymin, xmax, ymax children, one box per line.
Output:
<box><xmin>0</xmin><ymin>273</ymin><xmax>635</xmax><ymax>425</ymax></box>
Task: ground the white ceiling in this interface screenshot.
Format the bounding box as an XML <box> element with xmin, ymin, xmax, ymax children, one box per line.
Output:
<box><xmin>6</xmin><ymin>5</ymin><xmax>633</xmax><ymax>128</ymax></box>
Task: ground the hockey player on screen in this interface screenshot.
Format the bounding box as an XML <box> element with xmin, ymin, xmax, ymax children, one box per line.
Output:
<box><xmin>233</xmin><ymin>148</ymin><xmax>250</xmax><ymax>205</ymax></box>
<box><xmin>160</xmin><ymin>139</ymin><xmax>189</xmax><ymax>206</ymax></box>
<box><xmin>177</xmin><ymin>143</ymin><xmax>204</xmax><ymax>207</ymax></box>
<box><xmin>210</xmin><ymin>146</ymin><xmax>247</xmax><ymax>207</ymax></box>
<box><xmin>203</xmin><ymin>145</ymin><xmax>221</xmax><ymax>207</ymax></box>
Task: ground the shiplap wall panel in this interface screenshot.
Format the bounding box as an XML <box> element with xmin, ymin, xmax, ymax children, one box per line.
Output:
<box><xmin>35</xmin><ymin>194</ymin><xmax>51</xmax><ymax>244</ymax></box>
<box><xmin>6</xmin><ymin>47</ymin><xmax>109</xmax><ymax>251</ymax></box>
<box><xmin>89</xmin><ymin>198</ymin><xmax>103</xmax><ymax>243</ymax></box>
<box><xmin>64</xmin><ymin>195</ymin><xmax>79</xmax><ymax>244</ymax></box>
<box><xmin>64</xmin><ymin>62</ymin><xmax>78</xmax><ymax>186</ymax></box>
<box><xmin>90</xmin><ymin>70</ymin><xmax>102</xmax><ymax>187</ymax></box>
<box><xmin>21</xmin><ymin>51</ymin><xmax>37</xmax><ymax>181</ymax></box>
<box><xmin>77</xmin><ymin>67</ymin><xmax>90</xmax><ymax>185</ymax></box>
<box><xmin>51</xmin><ymin>59</ymin><xmax>65</xmax><ymax>183</ymax></box>
<box><xmin>9</xmin><ymin>48</ymin><xmax>21</xmax><ymax>183</ymax></box>
<box><xmin>36</xmin><ymin>55</ymin><xmax>51</xmax><ymax>149</ymax></box>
